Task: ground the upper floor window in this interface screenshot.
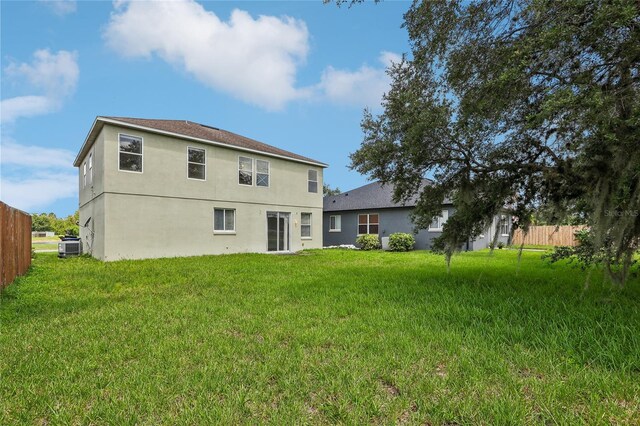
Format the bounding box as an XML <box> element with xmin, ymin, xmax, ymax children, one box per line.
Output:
<box><xmin>239</xmin><ymin>156</ymin><xmax>253</xmax><ymax>185</ymax></box>
<box><xmin>256</xmin><ymin>160</ymin><xmax>269</xmax><ymax>187</ymax></box>
<box><xmin>301</xmin><ymin>213</ymin><xmax>312</xmax><ymax>238</ymax></box>
<box><xmin>83</xmin><ymin>162</ymin><xmax>87</xmax><ymax>188</ymax></box>
<box><xmin>358</xmin><ymin>213</ymin><xmax>379</xmax><ymax>235</ymax></box>
<box><xmin>329</xmin><ymin>215</ymin><xmax>341</xmax><ymax>232</ymax></box>
<box><xmin>187</xmin><ymin>147</ymin><xmax>206</xmax><ymax>180</ymax></box>
<box><xmin>119</xmin><ymin>134</ymin><xmax>143</xmax><ymax>173</ymax></box>
<box><xmin>88</xmin><ymin>153</ymin><xmax>93</xmax><ymax>184</ymax></box>
<box><xmin>429</xmin><ymin>210</ymin><xmax>449</xmax><ymax>231</ymax></box>
<box><xmin>499</xmin><ymin>215</ymin><xmax>510</xmax><ymax>236</ymax></box>
<box><xmin>308</xmin><ymin>169</ymin><xmax>318</xmax><ymax>193</ymax></box>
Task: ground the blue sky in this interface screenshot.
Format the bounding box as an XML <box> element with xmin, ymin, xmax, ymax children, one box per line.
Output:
<box><xmin>1</xmin><ymin>0</ymin><xmax>411</xmax><ymax>216</ymax></box>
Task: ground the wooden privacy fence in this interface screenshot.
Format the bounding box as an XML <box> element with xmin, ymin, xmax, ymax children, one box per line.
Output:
<box><xmin>512</xmin><ymin>225</ymin><xmax>587</xmax><ymax>247</ymax></box>
<box><xmin>1</xmin><ymin>201</ymin><xmax>32</xmax><ymax>289</ymax></box>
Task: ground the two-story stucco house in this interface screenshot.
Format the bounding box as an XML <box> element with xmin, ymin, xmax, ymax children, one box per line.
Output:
<box><xmin>74</xmin><ymin>117</ymin><xmax>327</xmax><ymax>261</ymax></box>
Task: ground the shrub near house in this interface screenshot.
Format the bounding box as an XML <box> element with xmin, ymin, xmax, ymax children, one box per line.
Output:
<box><xmin>356</xmin><ymin>234</ymin><xmax>381</xmax><ymax>250</ymax></box>
<box><xmin>389</xmin><ymin>233</ymin><xmax>415</xmax><ymax>252</ymax></box>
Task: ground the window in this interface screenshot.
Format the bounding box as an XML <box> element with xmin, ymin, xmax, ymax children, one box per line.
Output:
<box><xmin>329</xmin><ymin>215</ymin><xmax>341</xmax><ymax>232</ymax></box>
<box><xmin>214</xmin><ymin>209</ymin><xmax>235</xmax><ymax>232</ymax></box>
<box><xmin>88</xmin><ymin>153</ymin><xmax>93</xmax><ymax>184</ymax></box>
<box><xmin>499</xmin><ymin>215</ymin><xmax>510</xmax><ymax>236</ymax></box>
<box><xmin>119</xmin><ymin>134</ymin><xmax>143</xmax><ymax>172</ymax></box>
<box><xmin>301</xmin><ymin>213</ymin><xmax>312</xmax><ymax>238</ymax></box>
<box><xmin>429</xmin><ymin>210</ymin><xmax>449</xmax><ymax>231</ymax></box>
<box><xmin>83</xmin><ymin>162</ymin><xmax>87</xmax><ymax>188</ymax></box>
<box><xmin>358</xmin><ymin>214</ymin><xmax>379</xmax><ymax>235</ymax></box>
<box><xmin>239</xmin><ymin>156</ymin><xmax>253</xmax><ymax>185</ymax></box>
<box><xmin>187</xmin><ymin>147</ymin><xmax>206</xmax><ymax>180</ymax></box>
<box><xmin>308</xmin><ymin>169</ymin><xmax>318</xmax><ymax>193</ymax></box>
<box><xmin>256</xmin><ymin>159</ymin><xmax>269</xmax><ymax>187</ymax></box>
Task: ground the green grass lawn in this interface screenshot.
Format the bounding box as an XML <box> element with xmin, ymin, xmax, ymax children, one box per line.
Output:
<box><xmin>32</xmin><ymin>236</ymin><xmax>59</xmax><ymax>242</ymax></box>
<box><xmin>32</xmin><ymin>236</ymin><xmax>61</xmax><ymax>251</ymax></box>
<box><xmin>507</xmin><ymin>244</ymin><xmax>556</xmax><ymax>251</ymax></box>
<box><xmin>32</xmin><ymin>243</ymin><xmax>59</xmax><ymax>251</ymax></box>
<box><xmin>1</xmin><ymin>250</ymin><xmax>639</xmax><ymax>424</ymax></box>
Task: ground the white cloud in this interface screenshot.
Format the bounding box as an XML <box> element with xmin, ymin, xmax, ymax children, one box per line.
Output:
<box><xmin>379</xmin><ymin>51</ymin><xmax>402</xmax><ymax>67</ymax></box>
<box><xmin>40</xmin><ymin>0</ymin><xmax>77</xmax><ymax>17</ymax></box>
<box><xmin>104</xmin><ymin>0</ymin><xmax>310</xmax><ymax>110</ymax></box>
<box><xmin>6</xmin><ymin>49</ymin><xmax>79</xmax><ymax>95</ymax></box>
<box><xmin>0</xmin><ymin>96</ymin><xmax>56</xmax><ymax>123</ymax></box>
<box><xmin>0</xmin><ymin>139</ymin><xmax>77</xmax><ymax>212</ymax></box>
<box><xmin>318</xmin><ymin>51</ymin><xmax>401</xmax><ymax>108</ymax></box>
<box><xmin>0</xmin><ymin>173</ymin><xmax>77</xmax><ymax>212</ymax></box>
<box><xmin>1</xmin><ymin>49</ymin><xmax>79</xmax><ymax>123</ymax></box>
<box><xmin>1</xmin><ymin>140</ymin><xmax>76</xmax><ymax>169</ymax></box>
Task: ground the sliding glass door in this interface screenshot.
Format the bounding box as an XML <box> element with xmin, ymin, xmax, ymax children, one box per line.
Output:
<box><xmin>267</xmin><ymin>212</ymin><xmax>290</xmax><ymax>252</ymax></box>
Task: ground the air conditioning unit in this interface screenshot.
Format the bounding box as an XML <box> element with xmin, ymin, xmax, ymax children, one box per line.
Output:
<box><xmin>58</xmin><ymin>239</ymin><xmax>82</xmax><ymax>258</ymax></box>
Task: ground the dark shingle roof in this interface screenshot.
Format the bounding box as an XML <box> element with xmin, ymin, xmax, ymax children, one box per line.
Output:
<box><xmin>74</xmin><ymin>116</ymin><xmax>327</xmax><ymax>167</ymax></box>
<box><xmin>324</xmin><ymin>179</ymin><xmax>449</xmax><ymax>212</ymax></box>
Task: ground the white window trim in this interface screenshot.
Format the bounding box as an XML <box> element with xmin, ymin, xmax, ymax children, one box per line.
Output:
<box><xmin>428</xmin><ymin>209</ymin><xmax>449</xmax><ymax>232</ymax></box>
<box><xmin>329</xmin><ymin>215</ymin><xmax>341</xmax><ymax>233</ymax></box>
<box><xmin>213</xmin><ymin>208</ymin><xmax>236</xmax><ymax>234</ymax></box>
<box><xmin>357</xmin><ymin>213</ymin><xmax>380</xmax><ymax>236</ymax></box>
<box><xmin>301</xmin><ymin>212</ymin><xmax>312</xmax><ymax>239</ymax></box>
<box><xmin>83</xmin><ymin>162</ymin><xmax>87</xmax><ymax>188</ymax></box>
<box><xmin>187</xmin><ymin>146</ymin><xmax>207</xmax><ymax>181</ymax></box>
<box><xmin>118</xmin><ymin>133</ymin><xmax>143</xmax><ymax>174</ymax></box>
<box><xmin>238</xmin><ymin>155</ymin><xmax>253</xmax><ymax>186</ymax></box>
<box><xmin>308</xmin><ymin>169</ymin><xmax>318</xmax><ymax>193</ymax></box>
<box><xmin>256</xmin><ymin>159</ymin><xmax>270</xmax><ymax>188</ymax></box>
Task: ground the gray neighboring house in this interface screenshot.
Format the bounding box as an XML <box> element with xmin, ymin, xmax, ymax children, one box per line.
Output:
<box><xmin>323</xmin><ymin>181</ymin><xmax>511</xmax><ymax>250</ymax></box>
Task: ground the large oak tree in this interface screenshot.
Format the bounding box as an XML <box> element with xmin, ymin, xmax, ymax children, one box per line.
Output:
<box><xmin>350</xmin><ymin>0</ymin><xmax>640</xmax><ymax>285</ymax></box>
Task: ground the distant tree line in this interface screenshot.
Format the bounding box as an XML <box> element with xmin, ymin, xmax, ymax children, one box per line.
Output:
<box><xmin>31</xmin><ymin>211</ymin><xmax>79</xmax><ymax>236</ymax></box>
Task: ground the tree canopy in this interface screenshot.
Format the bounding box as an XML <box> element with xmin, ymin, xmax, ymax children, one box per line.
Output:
<box><xmin>323</xmin><ymin>183</ymin><xmax>341</xmax><ymax>196</ymax></box>
<box><xmin>350</xmin><ymin>0</ymin><xmax>639</xmax><ymax>285</ymax></box>
<box><xmin>31</xmin><ymin>211</ymin><xmax>79</xmax><ymax>236</ymax></box>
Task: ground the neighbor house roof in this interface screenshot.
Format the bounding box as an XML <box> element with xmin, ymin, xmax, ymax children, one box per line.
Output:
<box><xmin>323</xmin><ymin>179</ymin><xmax>451</xmax><ymax>212</ymax></box>
<box><xmin>73</xmin><ymin>116</ymin><xmax>327</xmax><ymax>167</ymax></box>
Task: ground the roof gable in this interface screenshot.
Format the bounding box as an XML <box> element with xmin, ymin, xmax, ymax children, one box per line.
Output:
<box><xmin>74</xmin><ymin>116</ymin><xmax>327</xmax><ymax>167</ymax></box>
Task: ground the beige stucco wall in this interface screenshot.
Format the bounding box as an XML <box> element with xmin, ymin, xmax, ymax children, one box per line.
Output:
<box><xmin>99</xmin><ymin>125</ymin><xmax>323</xmax><ymax>207</ymax></box>
<box><xmin>78</xmin><ymin>129</ymin><xmax>106</xmax><ymax>258</ymax></box>
<box><xmin>99</xmin><ymin>193</ymin><xmax>322</xmax><ymax>260</ymax></box>
<box><xmin>79</xmin><ymin>194</ymin><xmax>105</xmax><ymax>260</ymax></box>
<box><xmin>78</xmin><ymin>129</ymin><xmax>105</xmax><ymax>207</ymax></box>
<box><xmin>78</xmin><ymin>123</ymin><xmax>324</xmax><ymax>260</ymax></box>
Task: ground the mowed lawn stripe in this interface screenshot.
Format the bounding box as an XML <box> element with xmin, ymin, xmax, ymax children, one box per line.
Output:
<box><xmin>1</xmin><ymin>250</ymin><xmax>638</xmax><ymax>424</ymax></box>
